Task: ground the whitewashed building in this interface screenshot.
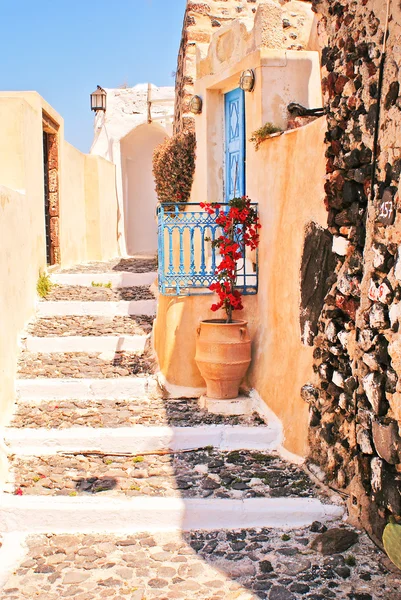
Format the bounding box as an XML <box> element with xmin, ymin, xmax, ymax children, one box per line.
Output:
<box><xmin>91</xmin><ymin>84</ymin><xmax>174</xmax><ymax>256</ymax></box>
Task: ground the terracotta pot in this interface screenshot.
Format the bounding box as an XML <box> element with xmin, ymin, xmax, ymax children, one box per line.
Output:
<box><xmin>195</xmin><ymin>319</ymin><xmax>251</xmax><ymax>399</ymax></box>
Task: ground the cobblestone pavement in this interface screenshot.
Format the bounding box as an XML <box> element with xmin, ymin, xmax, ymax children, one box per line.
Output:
<box><xmin>27</xmin><ymin>316</ymin><xmax>154</xmax><ymax>337</ymax></box>
<box><xmin>56</xmin><ymin>257</ymin><xmax>157</xmax><ymax>274</ymax></box>
<box><xmin>1</xmin><ymin>527</ymin><xmax>399</xmax><ymax>600</ymax></box>
<box><xmin>17</xmin><ymin>351</ymin><xmax>156</xmax><ymax>379</ymax></box>
<box><xmin>8</xmin><ymin>450</ymin><xmax>317</xmax><ymax>499</ymax></box>
<box><xmin>43</xmin><ymin>286</ymin><xmax>155</xmax><ymax>302</ymax></box>
<box><xmin>9</xmin><ymin>398</ymin><xmax>267</xmax><ymax>429</ymax></box>
<box><xmin>4</xmin><ymin>257</ymin><xmax>400</xmax><ymax>599</ymax></box>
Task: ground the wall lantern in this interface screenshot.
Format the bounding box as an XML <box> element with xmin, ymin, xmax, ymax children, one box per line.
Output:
<box><xmin>239</xmin><ymin>69</ymin><xmax>255</xmax><ymax>92</ymax></box>
<box><xmin>90</xmin><ymin>85</ymin><xmax>107</xmax><ymax>112</ymax></box>
<box><xmin>189</xmin><ymin>95</ymin><xmax>203</xmax><ymax>114</ymax></box>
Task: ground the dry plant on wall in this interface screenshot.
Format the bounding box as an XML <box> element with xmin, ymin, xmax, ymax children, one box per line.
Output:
<box><xmin>153</xmin><ymin>132</ymin><xmax>196</xmax><ymax>203</ymax></box>
<box><xmin>250</xmin><ymin>122</ymin><xmax>283</xmax><ymax>150</ymax></box>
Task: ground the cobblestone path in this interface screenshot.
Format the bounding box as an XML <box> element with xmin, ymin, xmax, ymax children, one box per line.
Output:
<box><xmin>1</xmin><ymin>257</ymin><xmax>400</xmax><ymax>599</ymax></box>
<box><xmin>8</xmin><ymin>450</ymin><xmax>318</xmax><ymax>499</ymax></box>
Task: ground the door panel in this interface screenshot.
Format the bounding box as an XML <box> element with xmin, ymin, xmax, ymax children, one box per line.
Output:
<box><xmin>43</xmin><ymin>132</ymin><xmax>52</xmax><ymax>265</ymax></box>
<box><xmin>224</xmin><ymin>88</ymin><xmax>245</xmax><ymax>200</ymax></box>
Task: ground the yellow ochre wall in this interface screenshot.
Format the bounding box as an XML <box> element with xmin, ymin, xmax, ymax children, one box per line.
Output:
<box><xmin>155</xmin><ymin>119</ymin><xmax>327</xmax><ymax>456</ymax></box>
<box><xmin>85</xmin><ymin>154</ymin><xmax>119</xmax><ymax>262</ymax></box>
<box><xmin>61</xmin><ymin>142</ymin><xmax>119</xmax><ymax>265</ymax></box>
<box><xmin>0</xmin><ymin>92</ymin><xmax>119</xmax><ymax>479</ymax></box>
<box><xmin>154</xmin><ymin>43</ymin><xmax>328</xmax><ymax>456</ymax></box>
<box><xmin>0</xmin><ymin>95</ymin><xmax>48</xmax><ymax>432</ymax></box>
<box><xmin>61</xmin><ymin>141</ymin><xmax>87</xmax><ymax>265</ymax></box>
<box><xmin>249</xmin><ymin>118</ymin><xmax>328</xmax><ymax>456</ymax></box>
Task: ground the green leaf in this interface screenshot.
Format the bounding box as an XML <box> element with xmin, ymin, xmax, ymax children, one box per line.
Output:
<box><xmin>383</xmin><ymin>522</ymin><xmax>401</xmax><ymax>570</ymax></box>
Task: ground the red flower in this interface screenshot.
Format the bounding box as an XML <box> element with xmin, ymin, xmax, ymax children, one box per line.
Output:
<box><xmin>205</xmin><ymin>197</ymin><xmax>261</xmax><ymax>321</ymax></box>
<box><xmin>15</xmin><ymin>488</ymin><xmax>23</xmax><ymax>496</ymax></box>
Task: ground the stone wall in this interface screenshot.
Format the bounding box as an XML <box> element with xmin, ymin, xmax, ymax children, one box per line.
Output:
<box><xmin>174</xmin><ymin>0</ymin><xmax>320</xmax><ymax>133</ymax></box>
<box><xmin>174</xmin><ymin>0</ymin><xmax>260</xmax><ymax>133</ymax></box>
<box><xmin>304</xmin><ymin>0</ymin><xmax>401</xmax><ymax>544</ymax></box>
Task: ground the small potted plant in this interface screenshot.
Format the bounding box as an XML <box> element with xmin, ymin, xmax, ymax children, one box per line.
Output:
<box><xmin>195</xmin><ymin>197</ymin><xmax>261</xmax><ymax>399</ymax></box>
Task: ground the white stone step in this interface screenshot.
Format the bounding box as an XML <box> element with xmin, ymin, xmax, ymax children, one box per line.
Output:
<box><xmin>24</xmin><ymin>335</ymin><xmax>148</xmax><ymax>354</ymax></box>
<box><xmin>37</xmin><ymin>300</ymin><xmax>156</xmax><ymax>317</ymax></box>
<box><xmin>16</xmin><ymin>377</ymin><xmax>152</xmax><ymax>402</ymax></box>
<box><xmin>0</xmin><ymin>495</ymin><xmax>344</xmax><ymax>534</ymax></box>
<box><xmin>51</xmin><ymin>272</ymin><xmax>157</xmax><ymax>288</ymax></box>
<box><xmin>5</xmin><ymin>424</ymin><xmax>281</xmax><ymax>456</ymax></box>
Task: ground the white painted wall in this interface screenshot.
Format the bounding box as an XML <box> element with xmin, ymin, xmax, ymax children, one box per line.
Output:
<box><xmin>90</xmin><ymin>84</ymin><xmax>174</xmax><ymax>256</ymax></box>
<box><xmin>121</xmin><ymin>124</ymin><xmax>167</xmax><ymax>255</ymax></box>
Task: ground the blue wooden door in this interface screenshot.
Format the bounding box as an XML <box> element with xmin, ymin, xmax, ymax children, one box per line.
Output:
<box><xmin>225</xmin><ymin>88</ymin><xmax>245</xmax><ymax>200</ymax></box>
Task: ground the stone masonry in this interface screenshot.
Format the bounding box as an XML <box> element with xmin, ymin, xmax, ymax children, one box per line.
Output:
<box><xmin>174</xmin><ymin>0</ymin><xmax>259</xmax><ymax>133</ymax></box>
<box><xmin>303</xmin><ymin>0</ymin><xmax>401</xmax><ymax>545</ymax></box>
<box><xmin>174</xmin><ymin>0</ymin><xmax>321</xmax><ymax>133</ymax></box>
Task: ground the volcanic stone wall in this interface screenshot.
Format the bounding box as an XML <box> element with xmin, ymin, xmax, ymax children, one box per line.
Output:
<box><xmin>174</xmin><ymin>0</ymin><xmax>261</xmax><ymax>134</ymax></box>
<box><xmin>305</xmin><ymin>0</ymin><xmax>401</xmax><ymax>543</ymax></box>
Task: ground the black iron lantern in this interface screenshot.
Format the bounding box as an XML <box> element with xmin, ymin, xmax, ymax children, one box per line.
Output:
<box><xmin>90</xmin><ymin>86</ymin><xmax>107</xmax><ymax>112</ymax></box>
<box><xmin>189</xmin><ymin>95</ymin><xmax>203</xmax><ymax>114</ymax></box>
<box><xmin>239</xmin><ymin>69</ymin><xmax>255</xmax><ymax>92</ymax></box>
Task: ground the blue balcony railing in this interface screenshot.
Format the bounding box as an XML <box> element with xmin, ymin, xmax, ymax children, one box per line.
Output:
<box><xmin>157</xmin><ymin>202</ymin><xmax>258</xmax><ymax>296</ymax></box>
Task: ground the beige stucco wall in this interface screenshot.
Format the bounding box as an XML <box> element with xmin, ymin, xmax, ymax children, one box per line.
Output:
<box><xmin>61</xmin><ymin>141</ymin><xmax>87</xmax><ymax>265</ymax></box>
<box><xmin>0</xmin><ymin>92</ymin><xmax>119</xmax><ymax>482</ymax></box>
<box><xmin>0</xmin><ymin>91</ymin><xmax>119</xmax><ymax>266</ymax></box>
<box><xmin>85</xmin><ymin>154</ymin><xmax>119</xmax><ymax>262</ymax></box>
<box><xmin>154</xmin><ymin>21</ymin><xmax>327</xmax><ymax>459</ymax></box>
<box><xmin>62</xmin><ymin>144</ymin><xmax>119</xmax><ymax>266</ymax></box>
<box><xmin>155</xmin><ymin>119</ymin><xmax>327</xmax><ymax>456</ymax></box>
<box><xmin>249</xmin><ymin>118</ymin><xmax>328</xmax><ymax>456</ymax></box>
<box><xmin>0</xmin><ymin>95</ymin><xmax>49</xmax><ymax>434</ymax></box>
<box><xmin>0</xmin><ymin>183</ymin><xmax>45</xmax><ymax>479</ymax></box>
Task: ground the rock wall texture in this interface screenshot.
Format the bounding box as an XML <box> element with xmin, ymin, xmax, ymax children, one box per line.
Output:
<box><xmin>174</xmin><ymin>0</ymin><xmax>260</xmax><ymax>134</ymax></box>
<box><xmin>174</xmin><ymin>0</ymin><xmax>316</xmax><ymax>133</ymax></box>
<box><xmin>304</xmin><ymin>0</ymin><xmax>401</xmax><ymax>545</ymax></box>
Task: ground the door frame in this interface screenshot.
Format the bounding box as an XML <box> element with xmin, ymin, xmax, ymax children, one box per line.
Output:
<box><xmin>42</xmin><ymin>112</ymin><xmax>60</xmax><ymax>265</ymax></box>
<box><xmin>224</xmin><ymin>88</ymin><xmax>246</xmax><ymax>201</ymax></box>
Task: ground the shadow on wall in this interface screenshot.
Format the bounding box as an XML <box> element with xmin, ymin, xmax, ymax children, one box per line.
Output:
<box><xmin>120</xmin><ymin>123</ymin><xmax>168</xmax><ymax>256</ymax></box>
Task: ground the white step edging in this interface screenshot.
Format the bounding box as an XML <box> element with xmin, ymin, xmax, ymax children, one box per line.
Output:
<box><xmin>51</xmin><ymin>272</ymin><xmax>157</xmax><ymax>288</ymax></box>
<box><xmin>16</xmin><ymin>377</ymin><xmax>152</xmax><ymax>401</ymax></box>
<box><xmin>0</xmin><ymin>533</ymin><xmax>28</xmax><ymax>588</ymax></box>
<box><xmin>5</xmin><ymin>424</ymin><xmax>280</xmax><ymax>456</ymax></box>
<box><xmin>157</xmin><ymin>372</ymin><xmax>206</xmax><ymax>399</ymax></box>
<box><xmin>37</xmin><ymin>300</ymin><xmax>156</xmax><ymax>317</ymax></box>
<box><xmin>24</xmin><ymin>335</ymin><xmax>148</xmax><ymax>354</ymax></box>
<box><xmin>0</xmin><ymin>495</ymin><xmax>344</xmax><ymax>534</ymax></box>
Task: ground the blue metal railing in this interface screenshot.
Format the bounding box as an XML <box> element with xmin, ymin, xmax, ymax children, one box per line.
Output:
<box><xmin>157</xmin><ymin>202</ymin><xmax>258</xmax><ymax>296</ymax></box>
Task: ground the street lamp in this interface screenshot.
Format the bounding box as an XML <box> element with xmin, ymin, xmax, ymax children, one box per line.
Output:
<box><xmin>90</xmin><ymin>86</ymin><xmax>107</xmax><ymax>112</ymax></box>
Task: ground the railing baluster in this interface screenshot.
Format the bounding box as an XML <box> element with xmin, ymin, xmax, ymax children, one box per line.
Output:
<box><xmin>157</xmin><ymin>202</ymin><xmax>258</xmax><ymax>296</ymax></box>
<box><xmin>190</xmin><ymin>226</ymin><xmax>195</xmax><ymax>280</ymax></box>
<box><xmin>168</xmin><ymin>228</ymin><xmax>174</xmax><ymax>275</ymax></box>
<box><xmin>200</xmin><ymin>227</ymin><xmax>206</xmax><ymax>277</ymax></box>
<box><xmin>211</xmin><ymin>226</ymin><xmax>217</xmax><ymax>273</ymax></box>
<box><xmin>179</xmin><ymin>227</ymin><xmax>184</xmax><ymax>274</ymax></box>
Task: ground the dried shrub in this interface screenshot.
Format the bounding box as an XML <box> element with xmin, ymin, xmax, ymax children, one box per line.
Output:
<box><xmin>250</xmin><ymin>122</ymin><xmax>283</xmax><ymax>150</ymax></box>
<box><xmin>153</xmin><ymin>132</ymin><xmax>196</xmax><ymax>203</ymax></box>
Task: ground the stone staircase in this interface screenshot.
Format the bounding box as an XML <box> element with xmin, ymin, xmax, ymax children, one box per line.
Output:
<box><xmin>0</xmin><ymin>258</ymin><xmax>397</xmax><ymax>600</ymax></box>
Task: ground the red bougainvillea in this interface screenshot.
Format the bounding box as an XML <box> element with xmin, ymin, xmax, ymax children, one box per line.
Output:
<box><xmin>200</xmin><ymin>197</ymin><xmax>261</xmax><ymax>323</ymax></box>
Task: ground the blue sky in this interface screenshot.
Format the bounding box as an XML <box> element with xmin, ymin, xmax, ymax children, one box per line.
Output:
<box><xmin>0</xmin><ymin>0</ymin><xmax>186</xmax><ymax>151</ymax></box>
